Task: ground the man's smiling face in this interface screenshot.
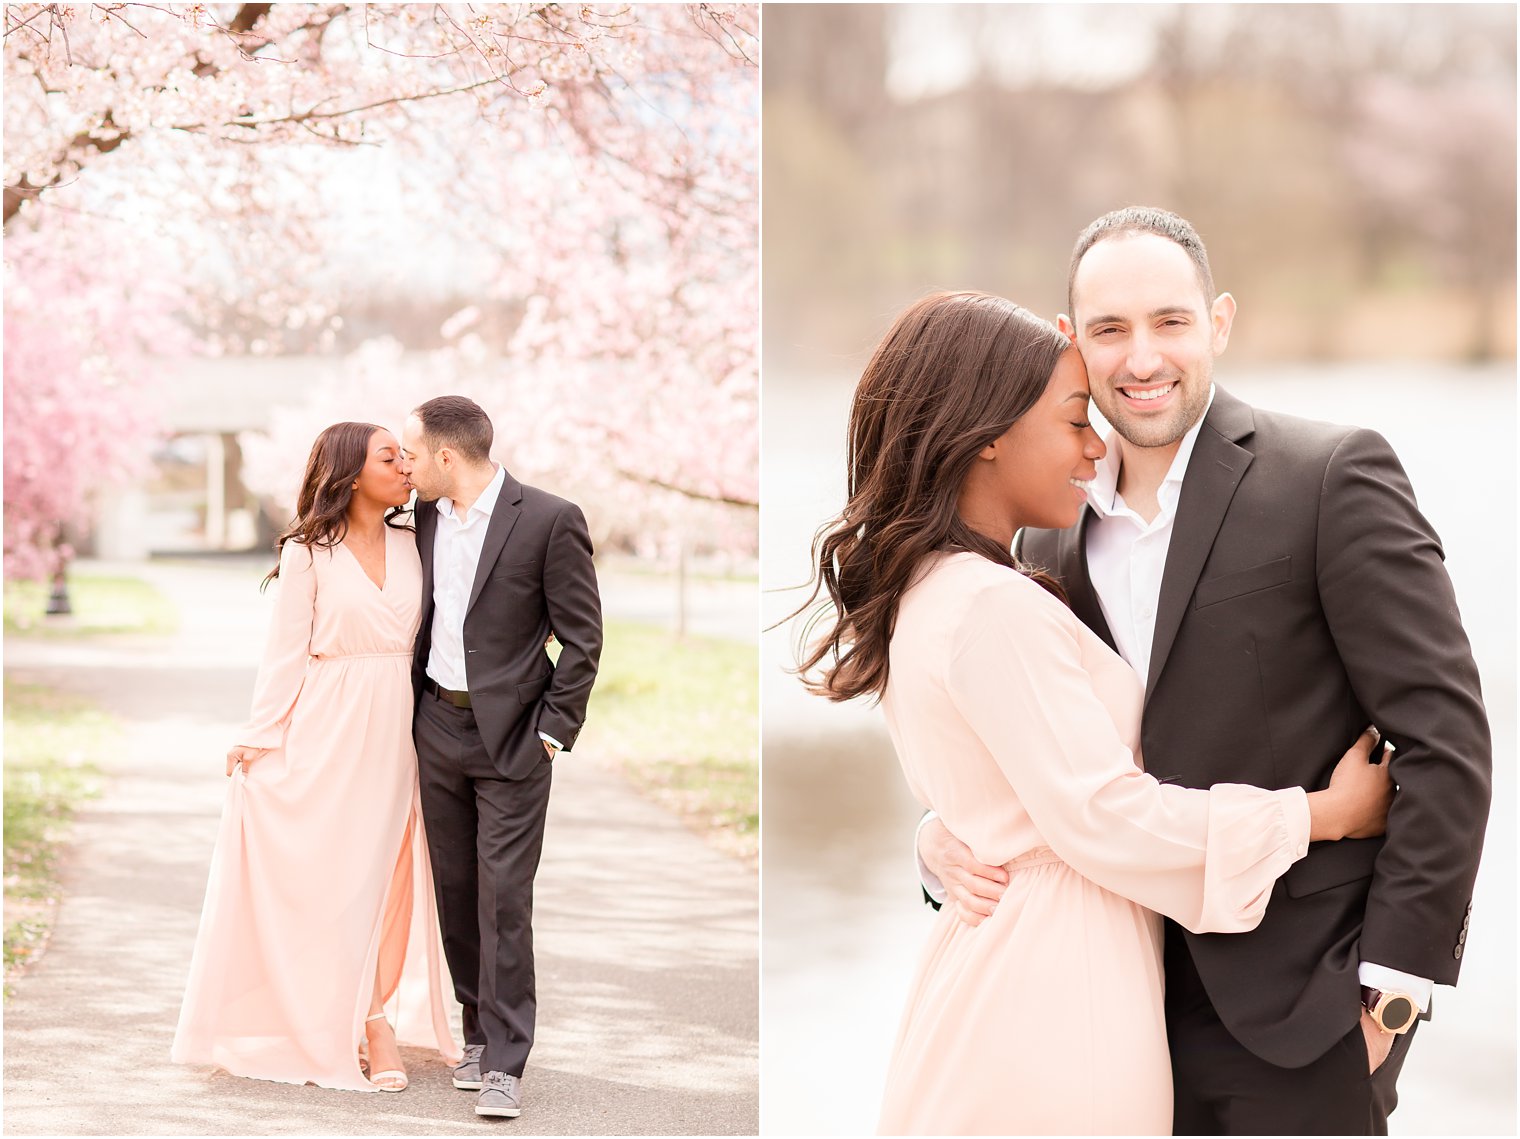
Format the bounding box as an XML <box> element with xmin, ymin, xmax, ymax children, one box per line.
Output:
<box><xmin>1069</xmin><ymin>231</ymin><xmax>1234</xmax><ymax>450</ymax></box>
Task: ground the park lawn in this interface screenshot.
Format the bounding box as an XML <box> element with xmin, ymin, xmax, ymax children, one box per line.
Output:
<box><xmin>2</xmin><ymin>682</ymin><xmax>111</xmax><ymax>999</ymax></box>
<box><xmin>4</xmin><ymin>573</ymin><xmax>178</xmax><ymax>636</ymax></box>
<box><xmin>583</xmin><ymin>620</ymin><xmax>758</xmax><ymax>865</ymax></box>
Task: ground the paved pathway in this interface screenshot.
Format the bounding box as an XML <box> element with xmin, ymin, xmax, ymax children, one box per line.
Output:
<box><xmin>3</xmin><ymin>560</ymin><xmax>758</xmax><ymax>1135</ymax></box>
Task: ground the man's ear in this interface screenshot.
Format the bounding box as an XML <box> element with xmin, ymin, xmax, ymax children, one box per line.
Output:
<box><xmin>1210</xmin><ymin>292</ymin><xmax>1236</xmax><ymax>355</ymax></box>
<box><xmin>1056</xmin><ymin>314</ymin><xmax>1078</xmax><ymax>344</ymax></box>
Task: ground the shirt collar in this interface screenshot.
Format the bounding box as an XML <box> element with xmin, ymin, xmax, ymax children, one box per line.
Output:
<box><xmin>1088</xmin><ymin>384</ymin><xmax>1216</xmax><ymax>519</ymax></box>
<box><xmin>435</xmin><ymin>463</ymin><xmax>505</xmax><ymax>524</ymax></box>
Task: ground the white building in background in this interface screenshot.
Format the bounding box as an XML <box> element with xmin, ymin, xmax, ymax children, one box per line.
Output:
<box><xmin>94</xmin><ymin>356</ymin><xmax>336</xmax><ymax>561</ymax></box>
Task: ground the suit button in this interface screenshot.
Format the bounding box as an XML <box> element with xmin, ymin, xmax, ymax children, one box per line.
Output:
<box><xmin>1454</xmin><ymin>945</ymin><xmax>1464</xmax><ymax>960</ymax></box>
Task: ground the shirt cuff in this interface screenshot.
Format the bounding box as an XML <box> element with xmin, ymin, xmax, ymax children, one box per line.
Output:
<box><xmin>1276</xmin><ymin>785</ymin><xmax>1311</xmax><ymax>860</ymax></box>
<box><xmin>915</xmin><ymin>811</ymin><xmax>948</xmax><ymax>905</ymax></box>
<box><xmin>538</xmin><ymin>731</ymin><xmax>564</xmax><ymax>750</ymax></box>
<box><xmin>1359</xmin><ymin>961</ymin><xmax>1433</xmax><ymax>1013</ymax></box>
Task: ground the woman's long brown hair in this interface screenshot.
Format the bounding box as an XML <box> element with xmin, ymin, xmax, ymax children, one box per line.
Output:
<box><xmin>794</xmin><ymin>291</ymin><xmax>1071</xmax><ymax>703</ymax></box>
<box><xmin>262</xmin><ymin>421</ymin><xmax>411</xmax><ymax>589</ymax></box>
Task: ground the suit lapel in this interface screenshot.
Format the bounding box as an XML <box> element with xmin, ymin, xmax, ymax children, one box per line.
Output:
<box><xmin>466</xmin><ymin>471</ymin><xmax>524</xmax><ymax>616</ymax></box>
<box><xmin>1145</xmin><ymin>388</ymin><xmax>1256</xmax><ymax>706</ymax></box>
<box><xmin>1058</xmin><ymin>509</ymin><xmax>1118</xmax><ymax>654</ymax></box>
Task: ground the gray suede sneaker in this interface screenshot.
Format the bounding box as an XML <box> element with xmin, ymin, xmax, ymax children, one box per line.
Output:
<box><xmin>452</xmin><ymin>1044</ymin><xmax>485</xmax><ymax>1091</ymax></box>
<box><xmin>475</xmin><ymin>1071</ymin><xmax>522</xmax><ymax>1118</ymax></box>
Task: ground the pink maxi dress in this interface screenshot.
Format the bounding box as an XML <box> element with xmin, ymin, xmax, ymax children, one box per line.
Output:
<box><xmin>172</xmin><ymin>528</ymin><xmax>462</xmax><ymax>1089</ymax></box>
<box><xmin>876</xmin><ymin>553</ymin><xmax>1311</xmax><ymax>1135</ymax></box>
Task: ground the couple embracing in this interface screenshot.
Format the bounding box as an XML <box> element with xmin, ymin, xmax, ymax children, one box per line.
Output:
<box><xmin>172</xmin><ymin>396</ymin><xmax>603</xmax><ymax>1122</ymax></box>
<box><xmin>801</xmin><ymin>207</ymin><xmax>1490</xmax><ymax>1134</ymax></box>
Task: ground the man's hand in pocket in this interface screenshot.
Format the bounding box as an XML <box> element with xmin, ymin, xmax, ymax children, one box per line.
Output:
<box><xmin>1360</xmin><ymin>1010</ymin><xmax>1396</xmax><ymax>1074</ymax></box>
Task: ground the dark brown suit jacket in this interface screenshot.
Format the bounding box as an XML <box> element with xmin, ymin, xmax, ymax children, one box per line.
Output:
<box><xmin>1016</xmin><ymin>386</ymin><xmax>1490</xmax><ymax>1068</ymax></box>
<box><xmin>411</xmin><ymin>470</ymin><xmax>603</xmax><ymax>780</ymax></box>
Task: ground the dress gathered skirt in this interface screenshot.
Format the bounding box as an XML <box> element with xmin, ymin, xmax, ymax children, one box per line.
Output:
<box><xmin>876</xmin><ymin>552</ymin><xmax>1310</xmax><ymax>1135</ymax></box>
<box><xmin>172</xmin><ymin>528</ymin><xmax>462</xmax><ymax>1090</ymax></box>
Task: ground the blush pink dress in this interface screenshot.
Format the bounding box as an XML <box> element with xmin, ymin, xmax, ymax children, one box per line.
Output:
<box><xmin>172</xmin><ymin>528</ymin><xmax>462</xmax><ymax>1090</ymax></box>
<box><xmin>876</xmin><ymin>552</ymin><xmax>1311</xmax><ymax>1135</ymax></box>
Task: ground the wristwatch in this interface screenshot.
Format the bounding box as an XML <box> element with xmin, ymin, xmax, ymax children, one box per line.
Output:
<box><xmin>1360</xmin><ymin>986</ymin><xmax>1417</xmax><ymax>1034</ymax></box>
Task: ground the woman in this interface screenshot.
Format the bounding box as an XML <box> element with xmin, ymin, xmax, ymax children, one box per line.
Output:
<box><xmin>172</xmin><ymin>422</ymin><xmax>461</xmax><ymax>1091</ymax></box>
<box><xmin>796</xmin><ymin>293</ymin><xmax>1391</xmax><ymax>1134</ymax></box>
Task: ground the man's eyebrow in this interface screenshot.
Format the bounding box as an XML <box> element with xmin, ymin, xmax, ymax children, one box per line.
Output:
<box><xmin>1084</xmin><ymin>305</ymin><xmax>1196</xmax><ymax>330</ymax></box>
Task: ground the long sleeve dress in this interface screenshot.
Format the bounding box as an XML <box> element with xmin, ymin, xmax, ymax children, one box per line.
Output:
<box><xmin>171</xmin><ymin>529</ymin><xmax>462</xmax><ymax>1090</ymax></box>
<box><xmin>876</xmin><ymin>552</ymin><xmax>1311</xmax><ymax>1135</ymax></box>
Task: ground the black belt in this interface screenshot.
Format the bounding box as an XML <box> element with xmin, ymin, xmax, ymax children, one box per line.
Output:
<box><xmin>425</xmin><ymin>679</ymin><xmax>472</xmax><ymax>709</ymax></box>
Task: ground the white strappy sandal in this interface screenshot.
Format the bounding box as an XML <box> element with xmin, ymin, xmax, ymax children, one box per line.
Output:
<box><xmin>360</xmin><ymin>1012</ymin><xmax>409</xmax><ymax>1092</ymax></box>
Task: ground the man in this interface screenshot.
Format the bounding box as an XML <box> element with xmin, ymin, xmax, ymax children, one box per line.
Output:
<box><xmin>400</xmin><ymin>395</ymin><xmax>603</xmax><ymax>1120</ymax></box>
<box><xmin>918</xmin><ymin>207</ymin><xmax>1490</xmax><ymax>1134</ymax></box>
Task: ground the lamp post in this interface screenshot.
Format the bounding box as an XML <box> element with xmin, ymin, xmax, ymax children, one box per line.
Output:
<box><xmin>44</xmin><ymin>526</ymin><xmax>72</xmax><ymax>616</ymax></box>
<box><xmin>45</xmin><ymin>567</ymin><xmax>72</xmax><ymax>615</ymax></box>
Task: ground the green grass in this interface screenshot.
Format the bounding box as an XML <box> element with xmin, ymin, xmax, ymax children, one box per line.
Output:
<box><xmin>4</xmin><ymin>574</ymin><xmax>178</xmax><ymax>636</ymax></box>
<box><xmin>3</xmin><ymin>682</ymin><xmax>111</xmax><ymax>998</ymax></box>
<box><xmin>582</xmin><ymin>620</ymin><xmax>758</xmax><ymax>864</ymax></box>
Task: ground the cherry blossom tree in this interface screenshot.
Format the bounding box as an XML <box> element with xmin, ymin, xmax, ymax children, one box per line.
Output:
<box><xmin>3</xmin><ymin>218</ymin><xmax>190</xmax><ymax>579</ymax></box>
<box><xmin>4</xmin><ymin>2</ymin><xmax>758</xmax><ymax>578</ymax></box>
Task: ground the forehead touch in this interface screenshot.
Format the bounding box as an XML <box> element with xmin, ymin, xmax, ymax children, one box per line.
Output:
<box><xmin>1072</xmin><ymin>232</ymin><xmax>1207</xmax><ymax>316</ymax></box>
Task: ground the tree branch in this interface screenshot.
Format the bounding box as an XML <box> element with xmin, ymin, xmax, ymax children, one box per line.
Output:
<box><xmin>192</xmin><ymin>1</ymin><xmax>274</xmax><ymax>75</ymax></box>
<box><xmin>4</xmin><ymin>2</ymin><xmax>319</xmax><ymax>225</ymax></box>
<box><xmin>3</xmin><ymin>112</ymin><xmax>130</xmax><ymax>224</ymax></box>
<box><xmin>614</xmin><ymin>468</ymin><xmax>757</xmax><ymax>510</ymax></box>
<box><xmin>4</xmin><ymin>5</ymin><xmax>51</xmax><ymax>40</ymax></box>
<box><xmin>210</xmin><ymin>73</ymin><xmax>510</xmax><ymax>130</ymax></box>
<box><xmin>227</xmin><ymin>3</ymin><xmax>273</xmax><ymax>35</ymax></box>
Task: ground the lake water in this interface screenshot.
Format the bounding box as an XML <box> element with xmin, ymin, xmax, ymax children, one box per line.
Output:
<box><xmin>760</xmin><ymin>362</ymin><xmax>1517</xmax><ymax>1135</ymax></box>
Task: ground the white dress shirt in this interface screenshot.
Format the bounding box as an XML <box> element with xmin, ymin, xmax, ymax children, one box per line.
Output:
<box><xmin>427</xmin><ymin>464</ymin><xmax>561</xmax><ymax>750</ymax></box>
<box><xmin>426</xmin><ymin>464</ymin><xmax>507</xmax><ymax>692</ymax></box>
<box><xmin>1085</xmin><ymin>388</ymin><xmax>1214</xmax><ymax>690</ymax></box>
<box><xmin>919</xmin><ymin>385</ymin><xmax>1431</xmax><ymax>1009</ymax></box>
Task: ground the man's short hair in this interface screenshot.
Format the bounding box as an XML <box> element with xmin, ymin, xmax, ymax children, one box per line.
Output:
<box><xmin>412</xmin><ymin>395</ymin><xmax>493</xmax><ymax>464</ymax></box>
<box><xmin>1067</xmin><ymin>206</ymin><xmax>1216</xmax><ymax>316</ymax></box>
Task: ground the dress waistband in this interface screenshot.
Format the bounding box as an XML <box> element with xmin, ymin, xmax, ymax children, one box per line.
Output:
<box><xmin>1001</xmin><ymin>847</ymin><xmax>1065</xmax><ymax>873</ymax></box>
<box><xmin>309</xmin><ymin>651</ymin><xmax>413</xmax><ymax>661</ymax></box>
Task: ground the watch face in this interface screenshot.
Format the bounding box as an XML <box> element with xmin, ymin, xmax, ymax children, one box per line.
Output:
<box><xmin>1383</xmin><ymin>996</ymin><xmax>1416</xmax><ymax>1032</ymax></box>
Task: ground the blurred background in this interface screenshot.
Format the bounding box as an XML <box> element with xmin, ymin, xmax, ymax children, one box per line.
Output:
<box><xmin>3</xmin><ymin>2</ymin><xmax>759</xmax><ymax>832</ymax></box>
<box><xmin>6</xmin><ymin>4</ymin><xmax>758</xmax><ymax>587</ymax></box>
<box><xmin>3</xmin><ymin>4</ymin><xmax>759</xmax><ymax>1095</ymax></box>
<box><xmin>761</xmin><ymin>4</ymin><xmax>1515</xmax><ymax>1134</ymax></box>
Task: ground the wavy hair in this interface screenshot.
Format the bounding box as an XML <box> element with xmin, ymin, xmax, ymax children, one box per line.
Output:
<box><xmin>262</xmin><ymin>421</ymin><xmax>411</xmax><ymax>589</ymax></box>
<box><xmin>793</xmin><ymin>291</ymin><xmax>1070</xmax><ymax>703</ymax></box>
